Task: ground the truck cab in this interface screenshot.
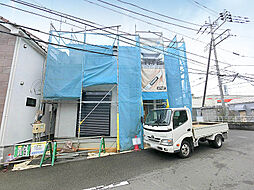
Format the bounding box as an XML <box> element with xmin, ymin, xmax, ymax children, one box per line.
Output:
<box><xmin>143</xmin><ymin>108</ymin><xmax>228</xmax><ymax>158</ymax></box>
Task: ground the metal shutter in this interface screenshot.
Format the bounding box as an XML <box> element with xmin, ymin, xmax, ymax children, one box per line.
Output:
<box><xmin>76</xmin><ymin>91</ymin><xmax>111</xmax><ymax>137</ymax></box>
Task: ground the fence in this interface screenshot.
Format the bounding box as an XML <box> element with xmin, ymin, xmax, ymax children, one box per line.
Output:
<box><xmin>201</xmin><ymin>115</ymin><xmax>254</xmax><ymax>123</ymax></box>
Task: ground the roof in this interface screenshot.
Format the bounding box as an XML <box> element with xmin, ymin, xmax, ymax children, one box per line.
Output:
<box><xmin>192</xmin><ymin>96</ymin><xmax>217</xmax><ymax>108</ymax></box>
<box><xmin>0</xmin><ymin>16</ymin><xmax>47</xmax><ymax>52</ymax></box>
<box><xmin>192</xmin><ymin>95</ymin><xmax>254</xmax><ymax>108</ymax></box>
<box><xmin>228</xmin><ymin>97</ymin><xmax>254</xmax><ymax>105</ymax></box>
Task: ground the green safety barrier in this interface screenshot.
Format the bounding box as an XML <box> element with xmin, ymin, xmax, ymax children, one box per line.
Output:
<box><xmin>98</xmin><ymin>137</ymin><xmax>106</xmax><ymax>157</ymax></box>
<box><xmin>40</xmin><ymin>141</ymin><xmax>57</xmax><ymax>167</ymax></box>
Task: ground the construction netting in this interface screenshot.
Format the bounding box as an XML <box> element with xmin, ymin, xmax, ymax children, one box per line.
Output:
<box><xmin>43</xmin><ymin>31</ymin><xmax>143</xmax><ymax>151</ymax></box>
<box><xmin>43</xmin><ymin>34</ymin><xmax>117</xmax><ymax>99</ymax></box>
<box><xmin>164</xmin><ymin>37</ymin><xmax>192</xmax><ymax>111</ymax></box>
<box><xmin>118</xmin><ymin>46</ymin><xmax>143</xmax><ymax>151</ymax></box>
<box><xmin>82</xmin><ymin>45</ymin><xmax>117</xmax><ymax>88</ymax></box>
<box><xmin>178</xmin><ymin>42</ymin><xmax>192</xmax><ymax>111</ymax></box>
<box><xmin>43</xmin><ymin>31</ymin><xmax>191</xmax><ymax>151</ymax></box>
<box><xmin>43</xmin><ymin>45</ymin><xmax>83</xmax><ymax>99</ymax></box>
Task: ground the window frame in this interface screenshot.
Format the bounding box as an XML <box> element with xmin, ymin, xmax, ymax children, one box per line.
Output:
<box><xmin>26</xmin><ymin>97</ymin><xmax>37</xmax><ymax>107</ymax></box>
<box><xmin>172</xmin><ymin>110</ymin><xmax>188</xmax><ymax>130</ymax></box>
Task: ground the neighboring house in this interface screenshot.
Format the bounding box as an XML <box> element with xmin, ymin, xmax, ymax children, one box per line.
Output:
<box><xmin>192</xmin><ymin>95</ymin><xmax>222</xmax><ymax>122</ymax></box>
<box><xmin>228</xmin><ymin>97</ymin><xmax>254</xmax><ymax>122</ymax></box>
<box><xmin>192</xmin><ymin>95</ymin><xmax>254</xmax><ymax>122</ymax></box>
<box><xmin>0</xmin><ymin>17</ymin><xmax>49</xmax><ymax>162</ymax></box>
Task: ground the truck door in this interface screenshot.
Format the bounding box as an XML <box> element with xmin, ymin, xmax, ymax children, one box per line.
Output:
<box><xmin>172</xmin><ymin>110</ymin><xmax>190</xmax><ymax>144</ymax></box>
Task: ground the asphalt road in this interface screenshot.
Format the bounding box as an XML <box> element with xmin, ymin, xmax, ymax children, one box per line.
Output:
<box><xmin>0</xmin><ymin>130</ymin><xmax>254</xmax><ymax>190</ymax></box>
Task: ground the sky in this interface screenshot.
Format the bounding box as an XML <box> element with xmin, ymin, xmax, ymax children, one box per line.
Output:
<box><xmin>1</xmin><ymin>0</ymin><xmax>254</xmax><ymax>97</ymax></box>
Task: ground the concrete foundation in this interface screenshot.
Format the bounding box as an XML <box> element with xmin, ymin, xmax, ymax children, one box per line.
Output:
<box><xmin>229</xmin><ymin>122</ymin><xmax>254</xmax><ymax>131</ymax></box>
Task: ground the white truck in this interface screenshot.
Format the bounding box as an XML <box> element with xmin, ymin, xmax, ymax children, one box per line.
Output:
<box><xmin>143</xmin><ymin>108</ymin><xmax>229</xmax><ymax>158</ymax></box>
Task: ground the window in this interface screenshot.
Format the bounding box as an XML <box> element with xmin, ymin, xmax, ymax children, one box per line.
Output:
<box><xmin>173</xmin><ymin>110</ymin><xmax>188</xmax><ymax>129</ymax></box>
<box><xmin>145</xmin><ymin>109</ymin><xmax>171</xmax><ymax>126</ymax></box>
<box><xmin>239</xmin><ymin>110</ymin><xmax>247</xmax><ymax>122</ymax></box>
<box><xmin>26</xmin><ymin>97</ymin><xmax>36</xmax><ymax>107</ymax></box>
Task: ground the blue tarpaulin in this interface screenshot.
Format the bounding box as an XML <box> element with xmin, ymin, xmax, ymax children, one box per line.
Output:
<box><xmin>83</xmin><ymin>45</ymin><xmax>117</xmax><ymax>87</ymax></box>
<box><xmin>43</xmin><ymin>32</ymin><xmax>191</xmax><ymax>151</ymax></box>
<box><xmin>164</xmin><ymin>37</ymin><xmax>192</xmax><ymax>111</ymax></box>
<box><xmin>142</xmin><ymin>92</ymin><xmax>168</xmax><ymax>100</ymax></box>
<box><xmin>118</xmin><ymin>46</ymin><xmax>143</xmax><ymax>151</ymax></box>
<box><xmin>164</xmin><ymin>37</ymin><xmax>184</xmax><ymax>108</ymax></box>
<box><xmin>43</xmin><ymin>44</ymin><xmax>117</xmax><ymax>99</ymax></box>
<box><xmin>43</xmin><ymin>46</ymin><xmax>82</xmax><ymax>99</ymax></box>
<box><xmin>178</xmin><ymin>42</ymin><xmax>192</xmax><ymax>111</ymax></box>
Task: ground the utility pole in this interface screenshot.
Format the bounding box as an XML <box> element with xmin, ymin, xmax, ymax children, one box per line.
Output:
<box><xmin>202</xmin><ymin>18</ymin><xmax>213</xmax><ymax>108</ymax></box>
<box><xmin>199</xmin><ymin>10</ymin><xmax>249</xmax><ymax>118</ymax></box>
<box><xmin>212</xmin><ymin>36</ymin><xmax>226</xmax><ymax>112</ymax></box>
<box><xmin>199</xmin><ymin>10</ymin><xmax>234</xmax><ymax>116</ymax></box>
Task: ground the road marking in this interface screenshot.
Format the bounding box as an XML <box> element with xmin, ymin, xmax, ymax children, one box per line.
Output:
<box><xmin>83</xmin><ymin>181</ymin><xmax>129</xmax><ymax>190</ymax></box>
<box><xmin>237</xmin><ymin>136</ymin><xmax>248</xmax><ymax>139</ymax></box>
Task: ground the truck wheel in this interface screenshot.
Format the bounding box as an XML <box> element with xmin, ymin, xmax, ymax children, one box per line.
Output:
<box><xmin>212</xmin><ymin>135</ymin><xmax>223</xmax><ymax>148</ymax></box>
<box><xmin>178</xmin><ymin>141</ymin><xmax>191</xmax><ymax>158</ymax></box>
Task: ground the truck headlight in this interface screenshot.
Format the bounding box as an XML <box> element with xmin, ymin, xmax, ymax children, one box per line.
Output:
<box><xmin>160</xmin><ymin>139</ymin><xmax>173</xmax><ymax>146</ymax></box>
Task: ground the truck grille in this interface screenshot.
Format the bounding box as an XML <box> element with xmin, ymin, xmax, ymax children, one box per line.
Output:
<box><xmin>147</xmin><ymin>136</ymin><xmax>160</xmax><ymax>143</ymax></box>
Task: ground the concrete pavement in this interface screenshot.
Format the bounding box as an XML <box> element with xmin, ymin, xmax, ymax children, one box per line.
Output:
<box><xmin>0</xmin><ymin>130</ymin><xmax>254</xmax><ymax>190</ymax></box>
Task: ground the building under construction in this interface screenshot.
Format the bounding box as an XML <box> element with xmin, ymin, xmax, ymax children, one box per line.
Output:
<box><xmin>42</xmin><ymin>29</ymin><xmax>192</xmax><ymax>151</ymax></box>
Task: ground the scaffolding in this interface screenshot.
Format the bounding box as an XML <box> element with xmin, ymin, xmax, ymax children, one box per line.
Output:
<box><xmin>41</xmin><ymin>26</ymin><xmax>192</xmax><ymax>154</ymax></box>
<box><xmin>42</xmin><ymin>27</ymin><xmax>144</xmax><ymax>152</ymax></box>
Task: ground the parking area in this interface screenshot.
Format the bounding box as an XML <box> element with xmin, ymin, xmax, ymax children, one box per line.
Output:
<box><xmin>117</xmin><ymin>129</ymin><xmax>254</xmax><ymax>190</ymax></box>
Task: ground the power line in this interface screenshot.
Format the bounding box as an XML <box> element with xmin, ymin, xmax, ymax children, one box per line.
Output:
<box><xmin>188</xmin><ymin>68</ymin><xmax>254</xmax><ymax>82</ymax></box>
<box><xmin>14</xmin><ymin>2</ymin><xmax>254</xmax><ymax>81</ymax></box>
<box><xmin>45</xmin><ymin>0</ymin><xmax>250</xmax><ymax>60</ymax></box>
<box><xmin>3</xmin><ymin>1</ymin><xmax>217</xmax><ymax>72</ymax></box>
<box><xmin>0</xmin><ymin>2</ymin><xmax>85</xmax><ymax>30</ymax></box>
<box><xmin>191</xmin><ymin>76</ymin><xmax>217</xmax><ymax>87</ymax></box>
<box><xmin>95</xmin><ymin>0</ymin><xmax>199</xmax><ymax>31</ymax></box>
<box><xmin>3</xmin><ymin>15</ymin><xmax>253</xmax><ymax>87</ymax></box>
<box><xmin>4</xmin><ymin>0</ymin><xmax>238</xmax><ymax>61</ymax></box>
<box><xmin>0</xmin><ymin>30</ymin><xmax>115</xmax><ymax>56</ymax></box>
<box><xmin>116</xmin><ymin>0</ymin><xmax>201</xmax><ymax>27</ymax></box>
<box><xmin>82</xmin><ymin>0</ymin><xmax>241</xmax><ymax>67</ymax></box>
<box><xmin>82</xmin><ymin>0</ymin><xmax>208</xmax><ymax>43</ymax></box>
<box><xmin>194</xmin><ymin>1</ymin><xmax>218</xmax><ymax>14</ymax></box>
<box><xmin>206</xmin><ymin>81</ymin><xmax>254</xmax><ymax>91</ymax></box>
<box><xmin>188</xmin><ymin>0</ymin><xmax>218</xmax><ymax>16</ymax></box>
<box><xmin>198</xmin><ymin>10</ymin><xmax>251</xmax><ymax>108</ymax></box>
<box><xmin>186</xmin><ymin>1</ymin><xmax>253</xmax><ymax>57</ymax></box>
<box><xmin>7</xmin><ymin>0</ymin><xmax>220</xmax><ymax>68</ymax></box>
<box><xmin>0</xmin><ymin>22</ymin><xmax>232</xmax><ymax>79</ymax></box>
<box><xmin>139</xmin><ymin>31</ymin><xmax>234</xmax><ymax>67</ymax></box>
<box><xmin>1</xmin><ymin>16</ymin><xmax>221</xmax><ymax>76</ymax></box>
<box><xmin>8</xmin><ymin>0</ymin><xmax>254</xmax><ymax>81</ymax></box>
<box><xmin>0</xmin><ymin>21</ymin><xmax>110</xmax><ymax>50</ymax></box>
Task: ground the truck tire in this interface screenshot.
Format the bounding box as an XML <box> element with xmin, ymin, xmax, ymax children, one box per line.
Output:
<box><xmin>212</xmin><ymin>134</ymin><xmax>223</xmax><ymax>148</ymax></box>
<box><xmin>178</xmin><ymin>140</ymin><xmax>191</xmax><ymax>158</ymax></box>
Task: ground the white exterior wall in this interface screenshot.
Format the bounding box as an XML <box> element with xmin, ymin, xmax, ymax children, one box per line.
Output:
<box><xmin>55</xmin><ymin>103</ymin><xmax>77</xmax><ymax>138</ymax></box>
<box><xmin>0</xmin><ymin>36</ymin><xmax>47</xmax><ymax>146</ymax></box>
<box><xmin>55</xmin><ymin>84</ymin><xmax>117</xmax><ymax>138</ymax></box>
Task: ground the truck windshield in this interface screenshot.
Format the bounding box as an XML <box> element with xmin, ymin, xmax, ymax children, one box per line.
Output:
<box><xmin>145</xmin><ymin>109</ymin><xmax>171</xmax><ymax>126</ymax></box>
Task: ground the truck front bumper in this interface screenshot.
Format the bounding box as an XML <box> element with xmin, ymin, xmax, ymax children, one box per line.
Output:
<box><xmin>144</xmin><ymin>140</ymin><xmax>174</xmax><ymax>153</ymax></box>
